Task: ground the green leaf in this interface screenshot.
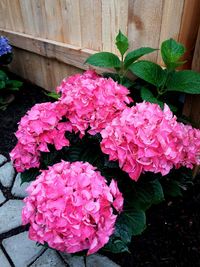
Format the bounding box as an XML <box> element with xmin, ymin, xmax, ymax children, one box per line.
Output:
<box><xmin>124</xmin><ymin>47</ymin><xmax>157</xmax><ymax>69</ymax></box>
<box><xmin>0</xmin><ymin>70</ymin><xmax>7</xmax><ymax>80</ymax></box>
<box><xmin>21</xmin><ymin>168</ymin><xmax>40</xmax><ymax>184</ymax></box>
<box><xmin>166</xmin><ymin>70</ymin><xmax>200</xmax><ymax>94</ymax></box>
<box><xmin>6</xmin><ymin>80</ymin><xmax>23</xmax><ymax>88</ymax></box>
<box><xmin>0</xmin><ymin>80</ymin><xmax>6</xmax><ymax>89</ymax></box>
<box><xmin>121</xmin><ymin>78</ymin><xmax>135</xmax><ymax>88</ymax></box>
<box><xmin>129</xmin><ymin>60</ymin><xmax>166</xmax><ymax>87</ymax></box>
<box><xmin>65</xmin><ymin>146</ymin><xmax>82</xmax><ymax>162</ymax></box>
<box><xmin>141</xmin><ymin>87</ymin><xmax>164</xmax><ymax>108</ymax></box>
<box><xmin>102</xmin><ymin>72</ymin><xmax>121</xmax><ymax>83</ymax></box>
<box><xmin>162</xmin><ymin>179</ymin><xmax>183</xmax><ymax>197</ymax></box>
<box><xmin>130</xmin><ymin>179</ymin><xmax>165</xmax><ymax>211</ymax></box>
<box><xmin>44</xmin><ymin>91</ymin><xmax>60</xmax><ymax>100</ymax></box>
<box><xmin>85</xmin><ymin>52</ymin><xmax>121</xmax><ymax>68</ymax></box>
<box><xmin>161</xmin><ymin>38</ymin><xmax>185</xmax><ymax>69</ymax></box>
<box><xmin>103</xmin><ymin>236</ymin><xmax>130</xmax><ymax>254</ymax></box>
<box><xmin>115</xmin><ymin>30</ymin><xmax>129</xmax><ymax>57</ymax></box>
<box><xmin>140</xmin><ymin>87</ymin><xmax>178</xmax><ymax>113</ymax></box>
<box><xmin>161</xmin><ymin>167</ymin><xmax>193</xmax><ymax>198</ymax></box>
<box><xmin>118</xmin><ymin>210</ymin><xmax>146</xmax><ymax>236</ymax></box>
<box><xmin>40</xmin><ymin>150</ymin><xmax>60</xmax><ymax>168</ymax></box>
<box><xmin>102</xmin><ymin>72</ymin><xmax>134</xmax><ymax>88</ymax></box>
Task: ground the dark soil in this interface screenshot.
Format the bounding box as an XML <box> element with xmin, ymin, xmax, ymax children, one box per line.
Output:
<box><xmin>0</xmin><ymin>74</ymin><xmax>200</xmax><ymax>267</ymax></box>
<box><xmin>0</xmin><ymin>75</ymin><xmax>50</xmax><ymax>159</ymax></box>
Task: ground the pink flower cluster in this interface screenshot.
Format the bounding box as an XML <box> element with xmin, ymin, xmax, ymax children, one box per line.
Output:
<box><xmin>22</xmin><ymin>161</ymin><xmax>123</xmax><ymax>255</ymax></box>
<box><xmin>11</xmin><ymin>70</ymin><xmax>131</xmax><ymax>172</ymax></box>
<box><xmin>10</xmin><ymin>102</ymin><xmax>72</xmax><ymax>172</ymax></box>
<box><xmin>57</xmin><ymin>70</ymin><xmax>132</xmax><ymax>135</ymax></box>
<box><xmin>101</xmin><ymin>102</ymin><xmax>200</xmax><ymax>181</ymax></box>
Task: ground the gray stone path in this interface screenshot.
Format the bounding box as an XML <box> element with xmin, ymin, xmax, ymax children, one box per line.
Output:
<box><xmin>0</xmin><ymin>155</ymin><xmax>120</xmax><ymax>267</ymax></box>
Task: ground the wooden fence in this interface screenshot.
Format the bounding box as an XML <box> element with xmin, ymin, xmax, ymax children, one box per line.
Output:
<box><xmin>0</xmin><ymin>0</ymin><xmax>200</xmax><ymax>92</ymax></box>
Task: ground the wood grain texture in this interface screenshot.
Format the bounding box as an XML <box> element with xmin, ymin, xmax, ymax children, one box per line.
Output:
<box><xmin>7</xmin><ymin>0</ymin><xmax>24</xmax><ymax>32</ymax></box>
<box><xmin>44</xmin><ymin>0</ymin><xmax>64</xmax><ymax>42</ymax></box>
<box><xmin>60</xmin><ymin>0</ymin><xmax>82</xmax><ymax>46</ymax></box>
<box><xmin>18</xmin><ymin>0</ymin><xmax>35</xmax><ymax>34</ymax></box>
<box><xmin>128</xmin><ymin>0</ymin><xmax>163</xmax><ymax>62</ymax></box>
<box><xmin>9</xmin><ymin>47</ymin><xmax>82</xmax><ymax>91</ymax></box>
<box><xmin>79</xmin><ymin>0</ymin><xmax>102</xmax><ymax>51</ymax></box>
<box><xmin>102</xmin><ymin>0</ymin><xmax>128</xmax><ymax>54</ymax></box>
<box><xmin>183</xmin><ymin>26</ymin><xmax>200</xmax><ymax>127</ymax></box>
<box><xmin>192</xmin><ymin>26</ymin><xmax>200</xmax><ymax>72</ymax></box>
<box><xmin>0</xmin><ymin>29</ymin><xmax>95</xmax><ymax>70</ymax></box>
<box><xmin>178</xmin><ymin>0</ymin><xmax>200</xmax><ymax>69</ymax></box>
<box><xmin>0</xmin><ymin>0</ymin><xmax>12</xmax><ymax>29</ymax></box>
<box><xmin>157</xmin><ymin>0</ymin><xmax>185</xmax><ymax>65</ymax></box>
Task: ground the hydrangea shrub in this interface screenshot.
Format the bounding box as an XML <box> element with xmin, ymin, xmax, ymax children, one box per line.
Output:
<box><xmin>11</xmin><ymin>70</ymin><xmax>200</xmax><ymax>255</ymax></box>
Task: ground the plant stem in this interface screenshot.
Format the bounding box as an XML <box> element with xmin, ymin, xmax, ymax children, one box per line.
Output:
<box><xmin>119</xmin><ymin>54</ymin><xmax>124</xmax><ymax>84</ymax></box>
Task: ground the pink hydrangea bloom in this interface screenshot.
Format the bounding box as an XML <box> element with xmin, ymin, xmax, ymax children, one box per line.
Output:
<box><xmin>10</xmin><ymin>102</ymin><xmax>72</xmax><ymax>172</ymax></box>
<box><xmin>57</xmin><ymin>70</ymin><xmax>132</xmax><ymax>135</ymax></box>
<box><xmin>101</xmin><ymin>102</ymin><xmax>200</xmax><ymax>181</ymax></box>
<box><xmin>22</xmin><ymin>161</ymin><xmax>123</xmax><ymax>255</ymax></box>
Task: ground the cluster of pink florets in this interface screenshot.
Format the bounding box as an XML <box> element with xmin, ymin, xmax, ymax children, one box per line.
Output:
<box><xmin>56</xmin><ymin>70</ymin><xmax>132</xmax><ymax>135</ymax></box>
<box><xmin>22</xmin><ymin>161</ymin><xmax>123</xmax><ymax>255</ymax></box>
<box><xmin>101</xmin><ymin>102</ymin><xmax>200</xmax><ymax>181</ymax></box>
<box><xmin>10</xmin><ymin>101</ymin><xmax>72</xmax><ymax>172</ymax></box>
<box><xmin>10</xmin><ymin>70</ymin><xmax>200</xmax><ymax>179</ymax></box>
<box><xmin>11</xmin><ymin>70</ymin><xmax>132</xmax><ymax>172</ymax></box>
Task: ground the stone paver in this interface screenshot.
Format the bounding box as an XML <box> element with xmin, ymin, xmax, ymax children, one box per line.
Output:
<box><xmin>60</xmin><ymin>252</ymin><xmax>85</xmax><ymax>267</ymax></box>
<box><xmin>30</xmin><ymin>249</ymin><xmax>66</xmax><ymax>267</ymax></box>
<box><xmin>0</xmin><ymin>200</ymin><xmax>24</xmax><ymax>234</ymax></box>
<box><xmin>0</xmin><ymin>248</ymin><xmax>11</xmax><ymax>267</ymax></box>
<box><xmin>86</xmin><ymin>254</ymin><xmax>120</xmax><ymax>267</ymax></box>
<box><xmin>11</xmin><ymin>173</ymin><xmax>30</xmax><ymax>198</ymax></box>
<box><xmin>0</xmin><ymin>154</ymin><xmax>7</xmax><ymax>165</ymax></box>
<box><xmin>2</xmin><ymin>231</ymin><xmax>45</xmax><ymax>267</ymax></box>
<box><xmin>0</xmin><ymin>189</ymin><xmax>6</xmax><ymax>204</ymax></box>
<box><xmin>0</xmin><ymin>162</ymin><xmax>15</xmax><ymax>187</ymax></box>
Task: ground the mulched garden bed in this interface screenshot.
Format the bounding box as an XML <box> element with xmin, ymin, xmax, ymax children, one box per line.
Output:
<box><xmin>0</xmin><ymin>74</ymin><xmax>200</xmax><ymax>267</ymax></box>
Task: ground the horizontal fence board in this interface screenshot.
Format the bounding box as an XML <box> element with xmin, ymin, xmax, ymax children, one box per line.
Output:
<box><xmin>0</xmin><ymin>29</ymin><xmax>95</xmax><ymax>70</ymax></box>
<box><xmin>10</xmin><ymin>47</ymin><xmax>82</xmax><ymax>91</ymax></box>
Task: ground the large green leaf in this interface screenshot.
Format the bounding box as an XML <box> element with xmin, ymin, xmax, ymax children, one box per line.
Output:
<box><xmin>0</xmin><ymin>80</ymin><xmax>6</xmax><ymax>89</ymax></box>
<box><xmin>85</xmin><ymin>52</ymin><xmax>121</xmax><ymax>68</ymax></box>
<box><xmin>103</xmin><ymin>236</ymin><xmax>130</xmax><ymax>253</ymax></box>
<box><xmin>117</xmin><ymin>210</ymin><xmax>146</xmax><ymax>236</ymax></box>
<box><xmin>124</xmin><ymin>47</ymin><xmax>157</xmax><ymax>69</ymax></box>
<box><xmin>103</xmin><ymin>209</ymin><xmax>146</xmax><ymax>253</ymax></box>
<box><xmin>0</xmin><ymin>70</ymin><xmax>7</xmax><ymax>81</ymax></box>
<box><xmin>129</xmin><ymin>60</ymin><xmax>166</xmax><ymax>87</ymax></box>
<box><xmin>6</xmin><ymin>80</ymin><xmax>23</xmax><ymax>88</ymax></box>
<box><xmin>140</xmin><ymin>87</ymin><xmax>177</xmax><ymax>112</ymax></box>
<box><xmin>130</xmin><ymin>179</ymin><xmax>165</xmax><ymax>211</ymax></box>
<box><xmin>162</xmin><ymin>179</ymin><xmax>183</xmax><ymax>197</ymax></box>
<box><xmin>141</xmin><ymin>87</ymin><xmax>164</xmax><ymax>108</ymax></box>
<box><xmin>115</xmin><ymin>30</ymin><xmax>129</xmax><ymax>57</ymax></box>
<box><xmin>65</xmin><ymin>146</ymin><xmax>82</xmax><ymax>162</ymax></box>
<box><xmin>161</xmin><ymin>38</ymin><xmax>185</xmax><ymax>69</ymax></box>
<box><xmin>21</xmin><ymin>168</ymin><xmax>40</xmax><ymax>184</ymax></box>
<box><xmin>44</xmin><ymin>91</ymin><xmax>60</xmax><ymax>100</ymax></box>
<box><xmin>166</xmin><ymin>70</ymin><xmax>200</xmax><ymax>94</ymax></box>
<box><xmin>161</xmin><ymin>167</ymin><xmax>193</xmax><ymax>198</ymax></box>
